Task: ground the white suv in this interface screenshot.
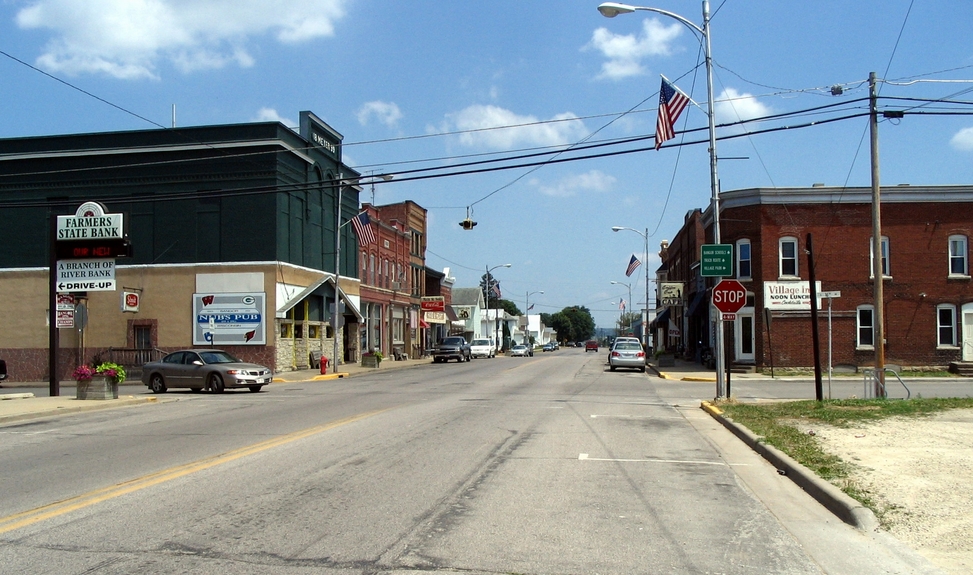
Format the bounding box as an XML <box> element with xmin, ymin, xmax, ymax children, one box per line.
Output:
<box><xmin>469</xmin><ymin>338</ymin><xmax>496</xmax><ymax>359</ymax></box>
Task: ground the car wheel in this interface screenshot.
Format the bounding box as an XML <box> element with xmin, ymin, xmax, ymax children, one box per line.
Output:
<box><xmin>248</xmin><ymin>385</ymin><xmax>263</xmax><ymax>393</ymax></box>
<box><xmin>640</xmin><ymin>367</ymin><xmax>646</xmax><ymax>373</ymax></box>
<box><xmin>149</xmin><ymin>374</ymin><xmax>167</xmax><ymax>394</ymax></box>
<box><xmin>208</xmin><ymin>373</ymin><xmax>225</xmax><ymax>393</ymax></box>
<box><xmin>610</xmin><ymin>365</ymin><xmax>616</xmax><ymax>372</ymax></box>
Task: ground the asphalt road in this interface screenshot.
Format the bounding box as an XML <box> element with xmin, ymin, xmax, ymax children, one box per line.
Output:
<box><xmin>0</xmin><ymin>351</ymin><xmax>941</xmax><ymax>574</ymax></box>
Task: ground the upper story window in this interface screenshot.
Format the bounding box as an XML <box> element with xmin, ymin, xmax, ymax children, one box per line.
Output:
<box><xmin>779</xmin><ymin>237</ymin><xmax>798</xmax><ymax>278</ymax></box>
<box><xmin>736</xmin><ymin>239</ymin><xmax>752</xmax><ymax>280</ymax></box>
<box><xmin>869</xmin><ymin>236</ymin><xmax>890</xmax><ymax>278</ymax></box>
<box><xmin>857</xmin><ymin>305</ymin><xmax>874</xmax><ymax>348</ymax></box>
<box><xmin>949</xmin><ymin>235</ymin><xmax>968</xmax><ymax>276</ymax></box>
<box><xmin>937</xmin><ymin>304</ymin><xmax>957</xmax><ymax>347</ymax></box>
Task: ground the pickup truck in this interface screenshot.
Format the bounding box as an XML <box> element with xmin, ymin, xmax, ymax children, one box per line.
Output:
<box><xmin>469</xmin><ymin>338</ymin><xmax>495</xmax><ymax>359</ymax></box>
<box><xmin>432</xmin><ymin>337</ymin><xmax>472</xmax><ymax>363</ymax></box>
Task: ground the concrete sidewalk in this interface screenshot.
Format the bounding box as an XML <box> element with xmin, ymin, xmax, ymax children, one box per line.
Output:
<box><xmin>0</xmin><ymin>356</ymin><xmax>433</xmax><ymax>425</ymax></box>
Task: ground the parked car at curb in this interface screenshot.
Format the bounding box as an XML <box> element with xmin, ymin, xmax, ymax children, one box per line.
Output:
<box><xmin>510</xmin><ymin>345</ymin><xmax>530</xmax><ymax>357</ymax></box>
<box><xmin>585</xmin><ymin>340</ymin><xmax>599</xmax><ymax>352</ymax></box>
<box><xmin>432</xmin><ymin>337</ymin><xmax>472</xmax><ymax>363</ymax></box>
<box><xmin>469</xmin><ymin>338</ymin><xmax>496</xmax><ymax>359</ymax></box>
<box><xmin>142</xmin><ymin>349</ymin><xmax>273</xmax><ymax>393</ymax></box>
<box><xmin>609</xmin><ymin>340</ymin><xmax>647</xmax><ymax>372</ymax></box>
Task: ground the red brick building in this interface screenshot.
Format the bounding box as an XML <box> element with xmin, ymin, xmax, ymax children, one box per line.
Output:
<box><xmin>660</xmin><ymin>185</ymin><xmax>973</xmax><ymax>371</ymax></box>
<box><xmin>357</xmin><ymin>201</ymin><xmax>428</xmax><ymax>359</ymax></box>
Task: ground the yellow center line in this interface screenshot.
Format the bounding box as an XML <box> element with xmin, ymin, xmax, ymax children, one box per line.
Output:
<box><xmin>0</xmin><ymin>409</ymin><xmax>388</xmax><ymax>535</ymax></box>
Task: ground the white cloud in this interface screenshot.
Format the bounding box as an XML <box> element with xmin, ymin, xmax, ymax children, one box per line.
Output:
<box><xmin>950</xmin><ymin>127</ymin><xmax>973</xmax><ymax>151</ymax></box>
<box><xmin>441</xmin><ymin>105</ymin><xmax>588</xmax><ymax>149</ymax></box>
<box><xmin>252</xmin><ymin>107</ymin><xmax>295</xmax><ymax>128</ymax></box>
<box><xmin>356</xmin><ymin>101</ymin><xmax>403</xmax><ymax>127</ymax></box>
<box><xmin>532</xmin><ymin>170</ymin><xmax>616</xmax><ymax>198</ymax></box>
<box><xmin>16</xmin><ymin>0</ymin><xmax>346</xmax><ymax>79</ymax></box>
<box><xmin>587</xmin><ymin>18</ymin><xmax>682</xmax><ymax>80</ymax></box>
<box><xmin>715</xmin><ymin>88</ymin><xmax>771</xmax><ymax>128</ymax></box>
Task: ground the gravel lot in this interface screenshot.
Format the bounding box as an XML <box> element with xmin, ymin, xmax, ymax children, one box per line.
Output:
<box><xmin>805</xmin><ymin>409</ymin><xmax>973</xmax><ymax>575</ymax></box>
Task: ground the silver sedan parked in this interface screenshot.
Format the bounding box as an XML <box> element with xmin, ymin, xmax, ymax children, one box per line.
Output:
<box><xmin>608</xmin><ymin>341</ymin><xmax>646</xmax><ymax>372</ymax></box>
<box><xmin>142</xmin><ymin>349</ymin><xmax>273</xmax><ymax>393</ymax></box>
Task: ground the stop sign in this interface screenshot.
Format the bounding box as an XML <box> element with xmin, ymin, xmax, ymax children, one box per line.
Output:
<box><xmin>712</xmin><ymin>280</ymin><xmax>747</xmax><ymax>314</ymax></box>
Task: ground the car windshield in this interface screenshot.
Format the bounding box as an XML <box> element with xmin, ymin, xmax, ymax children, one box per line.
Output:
<box><xmin>471</xmin><ymin>340</ymin><xmax>490</xmax><ymax>346</ymax></box>
<box><xmin>198</xmin><ymin>351</ymin><xmax>241</xmax><ymax>364</ymax></box>
<box><xmin>442</xmin><ymin>338</ymin><xmax>465</xmax><ymax>346</ymax></box>
<box><xmin>614</xmin><ymin>342</ymin><xmax>642</xmax><ymax>351</ymax></box>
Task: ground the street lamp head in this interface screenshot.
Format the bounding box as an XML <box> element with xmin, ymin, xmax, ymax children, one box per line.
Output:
<box><xmin>501</xmin><ymin>263</ymin><xmax>512</xmax><ymax>268</ymax></box>
<box><xmin>611</xmin><ymin>226</ymin><xmax>623</xmax><ymax>232</ymax></box>
<box><xmin>598</xmin><ymin>2</ymin><xmax>635</xmax><ymax>18</ymax></box>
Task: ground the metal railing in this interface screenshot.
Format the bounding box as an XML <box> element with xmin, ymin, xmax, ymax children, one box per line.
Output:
<box><xmin>862</xmin><ymin>368</ymin><xmax>911</xmax><ymax>400</ymax></box>
<box><xmin>107</xmin><ymin>347</ymin><xmax>166</xmax><ymax>380</ymax></box>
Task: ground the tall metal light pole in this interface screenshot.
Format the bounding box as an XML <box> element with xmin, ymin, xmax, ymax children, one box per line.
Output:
<box><xmin>525</xmin><ymin>290</ymin><xmax>544</xmax><ymax>345</ymax></box>
<box><xmin>485</xmin><ymin>263</ymin><xmax>511</xmax><ymax>352</ymax></box>
<box><xmin>612</xmin><ymin>227</ymin><xmax>650</xmax><ymax>351</ymax></box>
<box><xmin>600</xmin><ymin>2</ymin><xmax>723</xmax><ymax>397</ymax></box>
<box><xmin>611</xmin><ymin>280</ymin><xmax>632</xmax><ymax>334</ymax></box>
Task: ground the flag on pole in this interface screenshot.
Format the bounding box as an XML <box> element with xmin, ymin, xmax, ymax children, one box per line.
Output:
<box><xmin>619</xmin><ymin>299</ymin><xmax>626</xmax><ymax>311</ymax></box>
<box><xmin>625</xmin><ymin>254</ymin><xmax>641</xmax><ymax>277</ymax></box>
<box><xmin>655</xmin><ymin>76</ymin><xmax>690</xmax><ymax>150</ymax></box>
<box><xmin>351</xmin><ymin>212</ymin><xmax>376</xmax><ymax>245</ymax></box>
<box><xmin>492</xmin><ymin>282</ymin><xmax>502</xmax><ymax>299</ymax></box>
<box><xmin>527</xmin><ymin>303</ymin><xmax>534</xmax><ymax>311</ymax></box>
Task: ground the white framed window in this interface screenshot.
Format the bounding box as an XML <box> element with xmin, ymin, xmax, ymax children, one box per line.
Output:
<box><xmin>779</xmin><ymin>237</ymin><xmax>798</xmax><ymax>277</ymax></box>
<box><xmin>736</xmin><ymin>239</ymin><xmax>752</xmax><ymax>280</ymax></box>
<box><xmin>938</xmin><ymin>304</ymin><xmax>957</xmax><ymax>347</ymax></box>
<box><xmin>857</xmin><ymin>305</ymin><xmax>875</xmax><ymax>348</ymax></box>
<box><xmin>869</xmin><ymin>236</ymin><xmax>890</xmax><ymax>278</ymax></box>
<box><xmin>949</xmin><ymin>235</ymin><xmax>968</xmax><ymax>276</ymax></box>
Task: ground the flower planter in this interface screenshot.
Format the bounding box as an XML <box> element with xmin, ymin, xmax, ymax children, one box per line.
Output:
<box><xmin>76</xmin><ymin>376</ymin><xmax>119</xmax><ymax>400</ymax></box>
<box><xmin>656</xmin><ymin>354</ymin><xmax>675</xmax><ymax>367</ymax></box>
<box><xmin>361</xmin><ymin>355</ymin><xmax>381</xmax><ymax>369</ymax></box>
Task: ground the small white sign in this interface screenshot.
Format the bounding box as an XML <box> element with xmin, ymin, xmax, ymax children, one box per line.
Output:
<box><xmin>121</xmin><ymin>291</ymin><xmax>140</xmax><ymax>312</ymax></box>
<box><xmin>56</xmin><ymin>293</ymin><xmax>75</xmax><ymax>310</ymax></box>
<box><xmin>56</xmin><ymin>259</ymin><xmax>116</xmax><ymax>292</ymax></box>
<box><xmin>820</xmin><ymin>291</ymin><xmax>842</xmax><ymax>299</ymax></box>
<box><xmin>764</xmin><ymin>281</ymin><xmax>823</xmax><ymax>310</ymax></box>
<box><xmin>56</xmin><ymin>309</ymin><xmax>74</xmax><ymax>328</ymax></box>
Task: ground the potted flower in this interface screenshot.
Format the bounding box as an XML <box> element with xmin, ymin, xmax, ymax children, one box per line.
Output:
<box><xmin>74</xmin><ymin>361</ymin><xmax>126</xmax><ymax>400</ymax></box>
<box><xmin>361</xmin><ymin>350</ymin><xmax>383</xmax><ymax>368</ymax></box>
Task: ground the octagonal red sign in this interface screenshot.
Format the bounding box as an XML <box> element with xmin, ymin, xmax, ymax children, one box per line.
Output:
<box><xmin>712</xmin><ymin>280</ymin><xmax>747</xmax><ymax>314</ymax></box>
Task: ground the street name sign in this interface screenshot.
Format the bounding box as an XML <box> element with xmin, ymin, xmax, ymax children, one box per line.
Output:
<box><xmin>700</xmin><ymin>244</ymin><xmax>733</xmax><ymax>277</ymax></box>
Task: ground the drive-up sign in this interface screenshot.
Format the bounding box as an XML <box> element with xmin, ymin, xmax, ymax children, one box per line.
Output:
<box><xmin>713</xmin><ymin>279</ymin><xmax>747</xmax><ymax>320</ymax></box>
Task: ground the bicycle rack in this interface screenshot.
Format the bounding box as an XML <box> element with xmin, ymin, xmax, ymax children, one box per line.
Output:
<box><xmin>862</xmin><ymin>368</ymin><xmax>911</xmax><ymax>400</ymax></box>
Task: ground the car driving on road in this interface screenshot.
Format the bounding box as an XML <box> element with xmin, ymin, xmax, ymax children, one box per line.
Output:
<box><xmin>142</xmin><ymin>349</ymin><xmax>273</xmax><ymax>393</ymax></box>
<box><xmin>432</xmin><ymin>337</ymin><xmax>472</xmax><ymax>363</ymax></box>
<box><xmin>608</xmin><ymin>340</ymin><xmax>647</xmax><ymax>372</ymax></box>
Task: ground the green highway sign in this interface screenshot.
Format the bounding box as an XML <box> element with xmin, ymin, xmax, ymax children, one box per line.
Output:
<box><xmin>701</xmin><ymin>244</ymin><xmax>733</xmax><ymax>277</ymax></box>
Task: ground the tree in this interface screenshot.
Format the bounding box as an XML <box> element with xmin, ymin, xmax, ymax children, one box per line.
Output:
<box><xmin>479</xmin><ymin>273</ymin><xmax>500</xmax><ymax>306</ymax></box>
<box><xmin>616</xmin><ymin>311</ymin><xmax>640</xmax><ymax>335</ymax></box>
<box><xmin>495</xmin><ymin>299</ymin><xmax>522</xmax><ymax>316</ymax></box>
<box><xmin>548</xmin><ymin>306</ymin><xmax>595</xmax><ymax>343</ymax></box>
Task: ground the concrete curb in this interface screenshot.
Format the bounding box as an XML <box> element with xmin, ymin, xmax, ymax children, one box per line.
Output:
<box><xmin>700</xmin><ymin>401</ymin><xmax>879</xmax><ymax>532</ymax></box>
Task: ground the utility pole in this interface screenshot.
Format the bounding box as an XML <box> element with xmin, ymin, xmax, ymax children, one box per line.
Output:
<box><xmin>869</xmin><ymin>71</ymin><xmax>886</xmax><ymax>397</ymax></box>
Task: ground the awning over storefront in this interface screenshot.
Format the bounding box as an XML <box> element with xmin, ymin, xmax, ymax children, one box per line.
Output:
<box><xmin>687</xmin><ymin>291</ymin><xmax>707</xmax><ymax>316</ymax></box>
<box><xmin>276</xmin><ymin>275</ymin><xmax>363</xmax><ymax>321</ymax></box>
<box><xmin>649</xmin><ymin>308</ymin><xmax>670</xmax><ymax>330</ymax></box>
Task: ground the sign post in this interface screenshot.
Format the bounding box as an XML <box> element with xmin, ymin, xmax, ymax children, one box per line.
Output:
<box><xmin>712</xmin><ymin>280</ymin><xmax>747</xmax><ymax>398</ymax></box>
<box><xmin>820</xmin><ymin>290</ymin><xmax>841</xmax><ymax>398</ymax></box>
<box><xmin>50</xmin><ymin>201</ymin><xmax>130</xmax><ymax>395</ymax></box>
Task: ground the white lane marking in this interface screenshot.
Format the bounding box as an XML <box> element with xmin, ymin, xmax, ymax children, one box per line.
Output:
<box><xmin>579</xmin><ymin>453</ymin><xmax>746</xmax><ymax>466</ymax></box>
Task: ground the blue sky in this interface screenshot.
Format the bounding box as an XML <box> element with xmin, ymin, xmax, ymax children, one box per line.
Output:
<box><xmin>2</xmin><ymin>0</ymin><xmax>971</xmax><ymax>328</ymax></box>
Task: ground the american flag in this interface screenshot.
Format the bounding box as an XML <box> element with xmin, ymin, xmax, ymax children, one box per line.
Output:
<box><xmin>618</xmin><ymin>299</ymin><xmax>626</xmax><ymax>311</ymax></box>
<box><xmin>492</xmin><ymin>282</ymin><xmax>502</xmax><ymax>299</ymax></box>
<box><xmin>625</xmin><ymin>254</ymin><xmax>641</xmax><ymax>277</ymax></box>
<box><xmin>527</xmin><ymin>303</ymin><xmax>534</xmax><ymax>311</ymax></box>
<box><xmin>655</xmin><ymin>77</ymin><xmax>690</xmax><ymax>150</ymax></box>
<box><xmin>351</xmin><ymin>212</ymin><xmax>376</xmax><ymax>245</ymax></box>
